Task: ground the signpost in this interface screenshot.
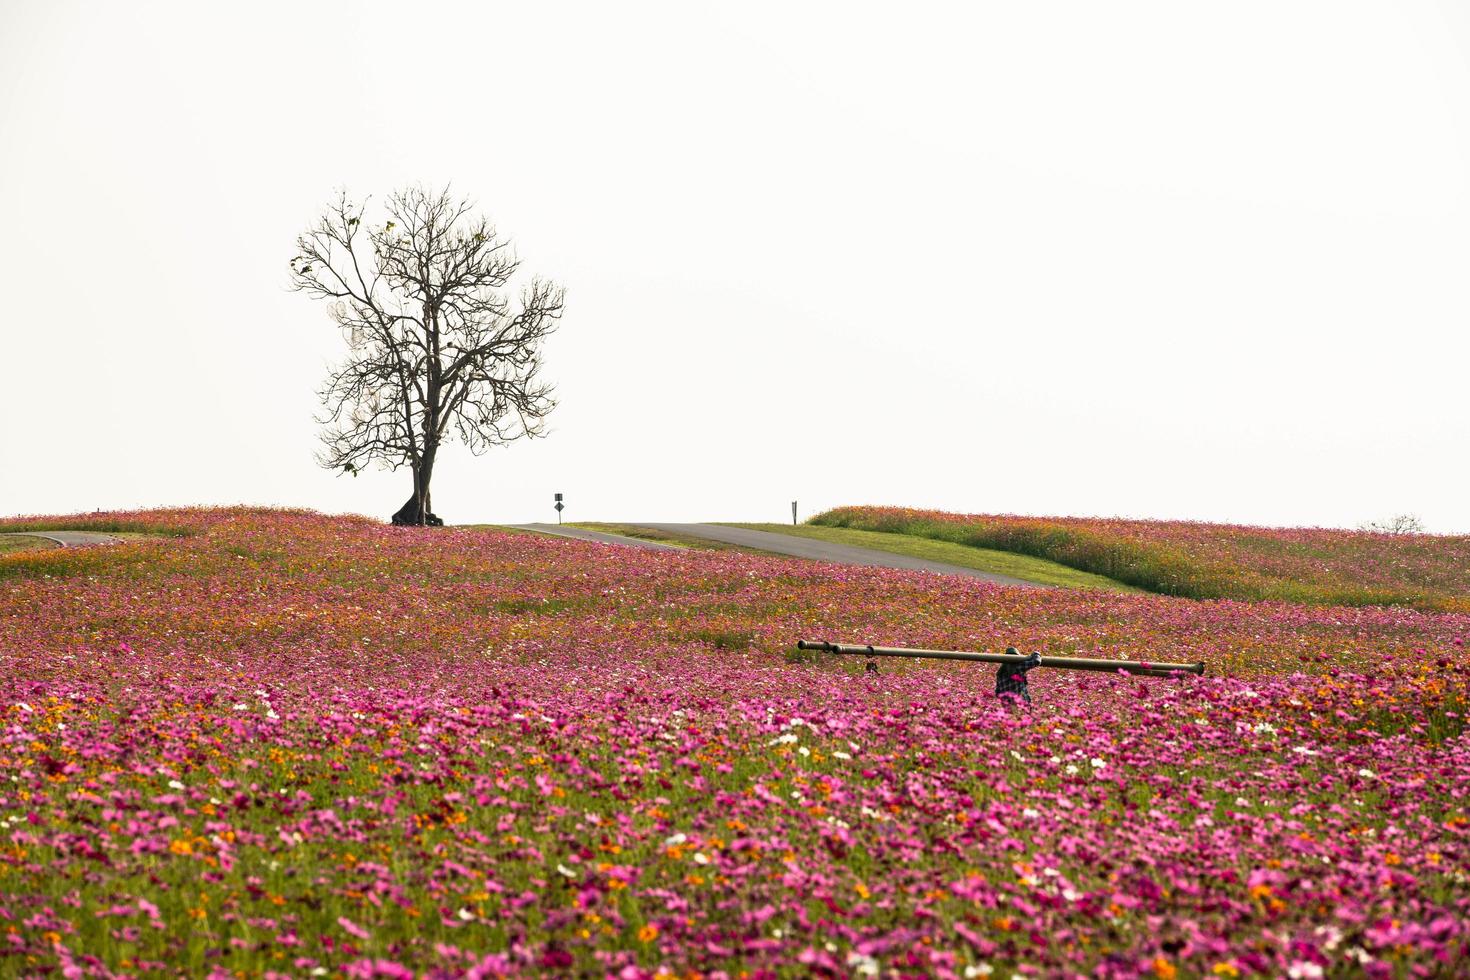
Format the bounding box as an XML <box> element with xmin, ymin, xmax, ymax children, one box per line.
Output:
<box><xmin>554</xmin><ymin>492</ymin><xmax>564</xmax><ymax>525</ymax></box>
<box><xmin>791</xmin><ymin>500</ymin><xmax>797</xmax><ymax>526</ymax></box>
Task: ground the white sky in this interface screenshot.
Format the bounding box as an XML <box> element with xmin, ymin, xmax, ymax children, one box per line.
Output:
<box><xmin>2</xmin><ymin>0</ymin><xmax>1468</xmax><ymax>531</ymax></box>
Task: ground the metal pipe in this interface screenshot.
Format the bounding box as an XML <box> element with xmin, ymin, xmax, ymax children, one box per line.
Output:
<box><xmin>796</xmin><ymin>640</ymin><xmax>1204</xmax><ymax>677</ymax></box>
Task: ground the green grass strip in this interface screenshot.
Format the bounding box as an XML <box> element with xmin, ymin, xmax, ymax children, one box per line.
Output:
<box><xmin>0</xmin><ymin>534</ymin><xmax>60</xmax><ymax>556</ymax></box>
<box><xmin>722</xmin><ymin>523</ymin><xmax>1145</xmax><ymax>593</ymax></box>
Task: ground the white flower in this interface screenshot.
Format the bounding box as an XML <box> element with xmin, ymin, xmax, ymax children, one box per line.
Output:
<box><xmin>1022</xmin><ymin>808</ymin><xmax>1040</xmax><ymax>819</ymax></box>
<box><xmin>1010</xmin><ymin>750</ymin><xmax>1024</xmax><ymax>761</ymax></box>
<box><xmin>664</xmin><ymin>832</ymin><xmax>687</xmax><ymax>847</ymax></box>
<box><xmin>767</xmin><ymin>733</ymin><xmax>799</xmax><ymax>746</ymax></box>
<box><xmin>798</xmin><ymin>746</ymin><xmax>810</xmax><ymax>757</ymax></box>
<box><xmin>1253</xmin><ymin>722</ymin><xmax>1276</xmax><ymax>734</ymax></box>
<box><xmin>693</xmin><ymin>852</ymin><xmax>709</xmax><ymax>865</ymax></box>
<box><xmin>1065</xmin><ymin>764</ymin><xmax>1080</xmax><ymax>775</ymax></box>
<box><xmin>1287</xmin><ymin>961</ymin><xmax>1323</xmax><ymax>979</ymax></box>
<box><xmin>832</xmin><ymin>751</ymin><xmax>851</xmax><ymax>760</ymax></box>
<box><xmin>965</xmin><ymin>965</ymin><xmax>994</xmax><ymax>978</ymax></box>
<box><xmin>556</xmin><ymin>864</ymin><xmax>576</xmax><ymax>878</ymax></box>
<box><xmin>232</xmin><ymin>703</ymin><xmax>248</xmax><ymax>711</ymax></box>
<box><xmin>457</xmin><ymin>908</ymin><xmax>475</xmax><ymax>921</ymax></box>
<box><xmin>1357</xmin><ymin>768</ymin><xmax>1376</xmax><ymax>779</ymax></box>
<box><xmin>167</xmin><ymin>780</ymin><xmax>185</xmax><ymax>790</ymax></box>
<box><xmin>1090</xmin><ymin>757</ymin><xmax>1106</xmax><ymax>768</ymax></box>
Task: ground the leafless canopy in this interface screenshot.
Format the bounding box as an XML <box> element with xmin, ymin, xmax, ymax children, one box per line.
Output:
<box><xmin>1358</xmin><ymin>514</ymin><xmax>1426</xmax><ymax>536</ymax></box>
<box><xmin>291</xmin><ymin>187</ymin><xmax>564</xmax><ymax>524</ymax></box>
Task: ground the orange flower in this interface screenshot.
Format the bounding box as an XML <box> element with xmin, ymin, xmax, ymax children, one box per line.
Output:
<box><xmin>638</xmin><ymin>924</ymin><xmax>658</xmax><ymax>942</ymax></box>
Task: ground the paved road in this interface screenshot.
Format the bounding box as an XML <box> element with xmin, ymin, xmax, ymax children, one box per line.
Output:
<box><xmin>0</xmin><ymin>530</ymin><xmax>121</xmax><ymax>547</ymax></box>
<box><xmin>627</xmin><ymin>523</ymin><xmax>1042</xmax><ymax>587</ymax></box>
<box><xmin>506</xmin><ymin>524</ymin><xmax>679</xmax><ymax>551</ymax></box>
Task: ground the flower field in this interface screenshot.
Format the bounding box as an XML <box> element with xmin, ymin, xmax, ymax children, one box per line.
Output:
<box><xmin>812</xmin><ymin>507</ymin><xmax>1470</xmax><ymax>612</ymax></box>
<box><xmin>2</xmin><ymin>508</ymin><xmax>1468</xmax><ymax>978</ymax></box>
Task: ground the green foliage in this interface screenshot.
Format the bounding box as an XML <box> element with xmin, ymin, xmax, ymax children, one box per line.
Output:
<box><xmin>0</xmin><ymin>517</ymin><xmax>195</xmax><ymax>538</ymax></box>
<box><xmin>0</xmin><ymin>535</ymin><xmax>58</xmax><ymax>556</ymax></box>
<box><xmin>494</xmin><ymin>597</ymin><xmax>578</xmax><ymax>616</ymax></box>
<box><xmin>811</xmin><ymin>507</ymin><xmax>1470</xmax><ymax>610</ymax></box>
<box><xmin>687</xmin><ymin>628</ymin><xmax>754</xmax><ymax>651</ymax></box>
<box><xmin>728</xmin><ymin>523</ymin><xmax>1142</xmax><ymax>593</ymax></box>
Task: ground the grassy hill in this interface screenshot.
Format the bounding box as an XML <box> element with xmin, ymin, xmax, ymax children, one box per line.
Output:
<box><xmin>1</xmin><ymin>507</ymin><xmax>1466</xmax><ymax>976</ymax></box>
<box><xmin>724</xmin><ymin>523</ymin><xmax>1143</xmax><ymax>592</ymax></box>
<box><xmin>570</xmin><ymin>521</ymin><xmax>1139</xmax><ymax>592</ymax></box>
<box><xmin>0</xmin><ymin>534</ymin><xmax>57</xmax><ymax>556</ymax></box>
<box><xmin>813</xmin><ymin>506</ymin><xmax>1470</xmax><ymax>611</ymax></box>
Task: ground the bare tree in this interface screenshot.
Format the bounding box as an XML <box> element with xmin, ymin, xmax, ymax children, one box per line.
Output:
<box><xmin>1357</xmin><ymin>514</ymin><xmax>1426</xmax><ymax>535</ymax></box>
<box><xmin>291</xmin><ymin>187</ymin><xmax>564</xmax><ymax>525</ymax></box>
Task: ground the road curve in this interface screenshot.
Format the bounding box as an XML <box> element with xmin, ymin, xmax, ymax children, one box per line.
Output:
<box><xmin>505</xmin><ymin>524</ymin><xmax>679</xmax><ymax>551</ymax></box>
<box><xmin>0</xmin><ymin>530</ymin><xmax>121</xmax><ymax>547</ymax></box>
<box><xmin>627</xmin><ymin>524</ymin><xmax>1044</xmax><ymax>587</ymax></box>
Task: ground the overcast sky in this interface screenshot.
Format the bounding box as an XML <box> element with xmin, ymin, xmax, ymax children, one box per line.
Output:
<box><xmin>3</xmin><ymin>1</ymin><xmax>1468</xmax><ymax>531</ymax></box>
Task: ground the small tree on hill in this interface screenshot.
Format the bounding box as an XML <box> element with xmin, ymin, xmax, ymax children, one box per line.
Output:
<box><xmin>291</xmin><ymin>187</ymin><xmax>564</xmax><ymax>525</ymax></box>
<box><xmin>1358</xmin><ymin>514</ymin><xmax>1426</xmax><ymax>536</ymax></box>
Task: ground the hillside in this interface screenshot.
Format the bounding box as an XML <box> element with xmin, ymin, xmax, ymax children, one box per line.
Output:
<box><xmin>1</xmin><ymin>508</ymin><xmax>1466</xmax><ymax>976</ymax></box>
<box><xmin>814</xmin><ymin>506</ymin><xmax>1470</xmax><ymax>611</ymax></box>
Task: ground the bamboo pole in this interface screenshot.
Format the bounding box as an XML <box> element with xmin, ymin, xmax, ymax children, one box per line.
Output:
<box><xmin>796</xmin><ymin>640</ymin><xmax>1204</xmax><ymax>677</ymax></box>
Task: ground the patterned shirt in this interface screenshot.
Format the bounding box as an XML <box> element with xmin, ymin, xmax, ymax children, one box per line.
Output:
<box><xmin>996</xmin><ymin>652</ymin><xmax>1042</xmax><ymax>702</ymax></box>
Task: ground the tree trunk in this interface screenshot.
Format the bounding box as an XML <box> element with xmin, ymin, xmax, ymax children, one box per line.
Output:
<box><xmin>390</xmin><ymin>449</ymin><xmax>443</xmax><ymax>526</ymax></box>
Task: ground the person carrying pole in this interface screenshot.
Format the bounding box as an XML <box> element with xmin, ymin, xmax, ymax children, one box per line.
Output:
<box><xmin>995</xmin><ymin>647</ymin><xmax>1042</xmax><ymax>705</ymax></box>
